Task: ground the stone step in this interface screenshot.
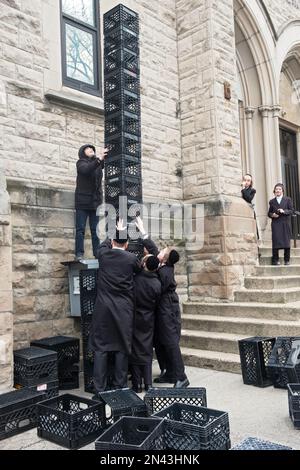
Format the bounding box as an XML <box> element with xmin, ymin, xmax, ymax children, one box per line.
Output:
<box><xmin>245</xmin><ymin>276</ymin><xmax>300</xmax><ymax>289</ymax></box>
<box><xmin>180</xmin><ymin>329</ymin><xmax>241</xmax><ymax>354</ymax></box>
<box><xmin>260</xmin><ymin>256</ymin><xmax>300</xmax><ymax>265</ymax></box>
<box><xmin>234</xmin><ymin>287</ymin><xmax>300</xmax><ymax>303</ymax></box>
<box><xmin>183</xmin><ymin>301</ymin><xmax>300</xmax><ymax>321</ymax></box>
<box><xmin>254</xmin><ymin>265</ymin><xmax>300</xmax><ymax>276</ymax></box>
<box><xmin>181</xmin><ymin>314</ymin><xmax>300</xmax><ymax>337</ymax></box>
<box><xmin>181</xmin><ymin>347</ymin><xmax>241</xmax><ymax>374</ymax></box>
<box><xmin>259</xmin><ymin>247</ymin><xmax>300</xmax><ymax>256</ymax></box>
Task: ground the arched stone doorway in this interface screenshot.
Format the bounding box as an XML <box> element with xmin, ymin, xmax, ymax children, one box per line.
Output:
<box><xmin>234</xmin><ymin>0</ymin><xmax>279</xmax><ymax>242</ymax></box>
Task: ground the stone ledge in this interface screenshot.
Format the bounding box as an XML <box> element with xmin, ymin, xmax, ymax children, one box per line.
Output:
<box><xmin>44</xmin><ymin>89</ymin><xmax>104</xmax><ymax>116</ymax></box>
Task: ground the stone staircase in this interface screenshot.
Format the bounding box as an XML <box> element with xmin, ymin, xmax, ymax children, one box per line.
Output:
<box><xmin>181</xmin><ymin>247</ymin><xmax>300</xmax><ymax>374</ymax></box>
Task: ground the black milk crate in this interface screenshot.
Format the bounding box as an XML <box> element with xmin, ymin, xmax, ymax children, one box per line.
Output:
<box><xmin>105</xmin><ymin>113</ymin><xmax>140</xmax><ymax>138</ymax></box>
<box><xmin>105</xmin><ymin>28</ymin><xmax>139</xmax><ymax>55</ymax></box>
<box><xmin>105</xmin><ymin>91</ymin><xmax>140</xmax><ymax>120</ymax></box>
<box><xmin>144</xmin><ymin>387</ymin><xmax>207</xmax><ymax>415</ymax></box>
<box><xmin>104</xmin><ymin>49</ymin><xmax>139</xmax><ymax>75</ymax></box>
<box><xmin>80</xmin><ymin>269</ymin><xmax>98</xmax><ymax>317</ymax></box>
<box><xmin>287</xmin><ymin>383</ymin><xmax>300</xmax><ymax>429</ymax></box>
<box><xmin>105</xmin><ymin>155</ymin><xmax>141</xmax><ymax>179</ymax></box>
<box><xmin>238</xmin><ymin>336</ymin><xmax>276</xmax><ymax>387</ymax></box>
<box><xmin>97</xmin><ymin>388</ymin><xmax>147</xmax><ymax>425</ymax></box>
<box><xmin>30</xmin><ymin>336</ymin><xmax>80</xmax><ymax>390</ymax></box>
<box><xmin>0</xmin><ymin>388</ymin><xmax>46</xmax><ymax>440</ymax></box>
<box><xmin>95</xmin><ymin>416</ymin><xmax>164</xmax><ymax>450</ymax></box>
<box><xmin>267</xmin><ymin>336</ymin><xmax>300</xmax><ymax>389</ymax></box>
<box><xmin>154</xmin><ymin>403</ymin><xmax>230</xmax><ymax>451</ymax></box>
<box><xmin>104</xmin><ymin>4</ymin><xmax>139</xmax><ymax>34</ymax></box>
<box><xmin>37</xmin><ymin>394</ymin><xmax>106</xmax><ymax>450</ymax></box>
<box><xmin>29</xmin><ymin>380</ymin><xmax>59</xmax><ymax>400</ymax></box>
<box><xmin>59</xmin><ymin>365</ymin><xmax>79</xmax><ymax>390</ymax></box>
<box><xmin>232</xmin><ymin>437</ymin><xmax>292</xmax><ymax>450</ymax></box>
<box><xmin>105</xmin><ymin>69</ymin><xmax>139</xmax><ymax>96</ymax></box>
<box><xmin>106</xmin><ymin>175</ymin><xmax>142</xmax><ymax>202</ymax></box>
<box><xmin>81</xmin><ymin>314</ymin><xmax>95</xmax><ymax>393</ymax></box>
<box><xmin>14</xmin><ymin>346</ymin><xmax>58</xmax><ymax>388</ymax></box>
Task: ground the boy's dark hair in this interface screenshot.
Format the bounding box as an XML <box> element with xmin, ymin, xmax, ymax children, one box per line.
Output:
<box><xmin>167</xmin><ymin>249</ymin><xmax>180</xmax><ymax>266</ymax></box>
<box><xmin>113</xmin><ymin>230</ymin><xmax>128</xmax><ymax>245</ymax></box>
<box><xmin>273</xmin><ymin>183</ymin><xmax>284</xmax><ymax>194</ymax></box>
<box><xmin>145</xmin><ymin>255</ymin><xmax>159</xmax><ymax>272</ymax></box>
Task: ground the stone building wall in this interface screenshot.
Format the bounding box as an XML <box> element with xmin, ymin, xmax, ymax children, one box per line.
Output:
<box><xmin>263</xmin><ymin>0</ymin><xmax>300</xmax><ymax>33</ymax></box>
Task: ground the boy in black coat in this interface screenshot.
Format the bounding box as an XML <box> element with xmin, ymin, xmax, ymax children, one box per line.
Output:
<box><xmin>268</xmin><ymin>183</ymin><xmax>294</xmax><ymax>265</ymax></box>
<box><xmin>90</xmin><ymin>221</ymin><xmax>141</xmax><ymax>394</ymax></box>
<box><xmin>130</xmin><ymin>255</ymin><xmax>161</xmax><ymax>392</ymax></box>
<box><xmin>136</xmin><ymin>217</ymin><xmax>189</xmax><ymax>388</ymax></box>
<box><xmin>75</xmin><ymin>144</ymin><xmax>107</xmax><ymax>260</ymax></box>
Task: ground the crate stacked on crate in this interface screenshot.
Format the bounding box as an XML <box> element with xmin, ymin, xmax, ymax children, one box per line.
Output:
<box><xmin>95</xmin><ymin>416</ymin><xmax>164</xmax><ymax>450</ymax></box>
<box><xmin>0</xmin><ymin>388</ymin><xmax>46</xmax><ymax>441</ymax></box>
<box><xmin>287</xmin><ymin>383</ymin><xmax>300</xmax><ymax>429</ymax></box>
<box><xmin>232</xmin><ymin>437</ymin><xmax>292</xmax><ymax>450</ymax></box>
<box><xmin>30</xmin><ymin>336</ymin><xmax>80</xmax><ymax>390</ymax></box>
<box><xmin>267</xmin><ymin>337</ymin><xmax>300</xmax><ymax>389</ymax></box>
<box><xmin>104</xmin><ymin>4</ymin><xmax>143</xmax><ymax>256</ymax></box>
<box><xmin>96</xmin><ymin>388</ymin><xmax>148</xmax><ymax>425</ymax></box>
<box><xmin>154</xmin><ymin>403</ymin><xmax>231</xmax><ymax>450</ymax></box>
<box><xmin>238</xmin><ymin>336</ymin><xmax>276</xmax><ymax>387</ymax></box>
<box><xmin>144</xmin><ymin>387</ymin><xmax>207</xmax><ymax>415</ymax></box>
<box><xmin>37</xmin><ymin>394</ymin><xmax>106</xmax><ymax>449</ymax></box>
<box><xmin>79</xmin><ymin>269</ymin><xmax>115</xmax><ymax>393</ymax></box>
<box><xmin>14</xmin><ymin>346</ymin><xmax>59</xmax><ymax>399</ymax></box>
<box><xmin>80</xmin><ymin>269</ymin><xmax>98</xmax><ymax>394</ymax></box>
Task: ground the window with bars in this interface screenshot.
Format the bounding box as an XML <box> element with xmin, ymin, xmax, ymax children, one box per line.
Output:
<box><xmin>61</xmin><ymin>0</ymin><xmax>101</xmax><ymax>96</ymax></box>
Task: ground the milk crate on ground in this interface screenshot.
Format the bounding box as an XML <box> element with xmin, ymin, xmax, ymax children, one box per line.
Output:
<box><xmin>14</xmin><ymin>347</ymin><xmax>58</xmax><ymax>388</ymax></box>
<box><xmin>37</xmin><ymin>394</ymin><xmax>106</xmax><ymax>450</ymax></box>
<box><xmin>30</xmin><ymin>336</ymin><xmax>79</xmax><ymax>390</ymax></box>
<box><xmin>154</xmin><ymin>403</ymin><xmax>230</xmax><ymax>451</ymax></box>
<box><xmin>144</xmin><ymin>387</ymin><xmax>207</xmax><ymax>415</ymax></box>
<box><xmin>287</xmin><ymin>383</ymin><xmax>300</xmax><ymax>429</ymax></box>
<box><xmin>96</xmin><ymin>388</ymin><xmax>147</xmax><ymax>425</ymax></box>
<box><xmin>238</xmin><ymin>336</ymin><xmax>276</xmax><ymax>387</ymax></box>
<box><xmin>0</xmin><ymin>388</ymin><xmax>46</xmax><ymax>440</ymax></box>
<box><xmin>95</xmin><ymin>416</ymin><xmax>164</xmax><ymax>450</ymax></box>
<box><xmin>29</xmin><ymin>380</ymin><xmax>59</xmax><ymax>400</ymax></box>
<box><xmin>232</xmin><ymin>437</ymin><xmax>293</xmax><ymax>450</ymax></box>
<box><xmin>267</xmin><ymin>337</ymin><xmax>300</xmax><ymax>389</ymax></box>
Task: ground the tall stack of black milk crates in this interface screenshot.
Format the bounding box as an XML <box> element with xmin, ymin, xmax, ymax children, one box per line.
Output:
<box><xmin>104</xmin><ymin>4</ymin><xmax>143</xmax><ymax>255</ymax></box>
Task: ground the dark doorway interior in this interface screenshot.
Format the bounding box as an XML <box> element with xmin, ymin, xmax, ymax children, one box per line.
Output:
<box><xmin>280</xmin><ymin>127</ymin><xmax>300</xmax><ymax>239</ymax></box>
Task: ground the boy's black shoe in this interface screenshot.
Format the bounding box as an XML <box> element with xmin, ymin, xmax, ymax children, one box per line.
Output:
<box><xmin>174</xmin><ymin>378</ymin><xmax>190</xmax><ymax>388</ymax></box>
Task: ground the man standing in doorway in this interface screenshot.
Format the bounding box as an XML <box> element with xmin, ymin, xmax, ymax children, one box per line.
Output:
<box><xmin>75</xmin><ymin>144</ymin><xmax>108</xmax><ymax>261</ymax></box>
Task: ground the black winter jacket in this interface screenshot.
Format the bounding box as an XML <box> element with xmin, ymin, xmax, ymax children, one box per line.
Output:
<box><xmin>75</xmin><ymin>144</ymin><xmax>104</xmax><ymax>211</ymax></box>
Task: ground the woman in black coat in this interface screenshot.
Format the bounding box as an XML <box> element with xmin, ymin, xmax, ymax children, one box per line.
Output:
<box><xmin>130</xmin><ymin>255</ymin><xmax>161</xmax><ymax>392</ymax></box>
<box><xmin>268</xmin><ymin>183</ymin><xmax>294</xmax><ymax>265</ymax></box>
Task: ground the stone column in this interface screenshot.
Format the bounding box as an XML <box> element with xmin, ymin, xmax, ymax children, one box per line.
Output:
<box><xmin>272</xmin><ymin>105</ymin><xmax>283</xmax><ymax>184</ymax></box>
<box><xmin>0</xmin><ymin>172</ymin><xmax>13</xmax><ymax>391</ymax></box>
<box><xmin>259</xmin><ymin>106</ymin><xmax>274</xmax><ymax>201</ymax></box>
<box><xmin>177</xmin><ymin>0</ymin><xmax>258</xmax><ymax>301</ymax></box>
<box><xmin>244</xmin><ymin>107</ymin><xmax>255</xmax><ymax>177</ymax></box>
